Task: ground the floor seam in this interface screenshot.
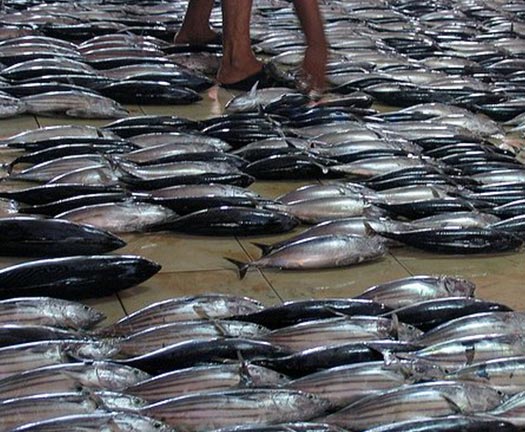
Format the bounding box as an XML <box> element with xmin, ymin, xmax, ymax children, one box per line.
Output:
<box><xmin>236</xmin><ymin>236</ymin><xmax>284</xmax><ymax>303</ymax></box>
<box><xmin>389</xmin><ymin>251</ymin><xmax>415</xmax><ymax>276</ymax></box>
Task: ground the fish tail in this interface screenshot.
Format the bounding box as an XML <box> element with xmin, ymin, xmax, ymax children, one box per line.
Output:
<box><xmin>251</xmin><ymin>242</ymin><xmax>273</xmax><ymax>256</ymax></box>
<box><xmin>224</xmin><ymin>257</ymin><xmax>250</xmax><ymax>279</ymax></box>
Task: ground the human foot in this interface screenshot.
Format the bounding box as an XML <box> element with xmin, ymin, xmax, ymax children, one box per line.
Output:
<box><xmin>173</xmin><ymin>28</ymin><xmax>221</xmax><ymax>45</ymax></box>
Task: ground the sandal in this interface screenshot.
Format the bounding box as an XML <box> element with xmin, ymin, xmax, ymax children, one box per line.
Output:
<box><xmin>221</xmin><ymin>64</ymin><xmax>278</xmax><ymax>91</ymax></box>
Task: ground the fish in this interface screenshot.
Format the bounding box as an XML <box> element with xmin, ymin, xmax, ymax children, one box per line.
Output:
<box><xmin>0</xmin><ymin>184</ymin><xmax>125</xmax><ymax>205</ymax></box>
<box><xmin>212</xmin><ymin>423</ymin><xmax>349</xmax><ymax>432</ymax></box>
<box><xmin>0</xmin><ymin>324</ymin><xmax>83</xmax><ymax>347</ymax></box>
<box><xmin>0</xmin><ymin>362</ymin><xmax>151</xmax><ymax>399</ymax></box>
<box><xmin>226</xmin><ymin>234</ymin><xmax>387</xmax><ymax>279</ymax></box>
<box><xmin>232</xmin><ymin>299</ymin><xmax>391</xmax><ymax>329</ymax></box>
<box><xmin>0</xmin><ymin>216</ymin><xmax>126</xmax><ymax>256</ymax></box>
<box><xmin>21</xmin><ymin>91</ymin><xmax>128</xmax><ymax>118</ymax></box>
<box><xmin>100</xmin><ymin>81</ymin><xmax>202</xmax><ymax>104</ymax></box>
<box><xmin>378</xmin><ymin>226</ymin><xmax>523</xmax><ymax>254</ymax></box>
<box><xmin>383</xmin><ymin>297</ymin><xmax>513</xmax><ymax>331</ymax></box>
<box><xmin>148</xmin><ymin>206</ymin><xmax>298</xmax><ymax>236</ymax></box>
<box><xmin>7</xmin><ymin>154</ymin><xmax>111</xmax><ymax>182</ymax></box>
<box><xmin>225</xmin><ymin>87</ymin><xmax>308</xmax><ymax>113</ymax></box>
<box><xmin>397</xmin><ymin>334</ymin><xmax>525</xmax><ymax>371</ymax></box>
<box><xmin>55</xmin><ymin>200</ymin><xmax>177</xmax><ymax>233</ymax></box>
<box><xmin>264</xmin><ymin>197</ymin><xmax>383</xmax><ymax>224</ymax></box>
<box><xmin>321</xmin><ymin>381</ymin><xmax>505</xmax><ymax>430</ymax></box>
<box><xmin>275</xmin><ymin>183</ymin><xmax>378</xmax><ymax>204</ymax></box>
<box><xmin>0</xmin><ymin>255</ymin><xmax>161</xmax><ymax>300</ymax></box>
<box><xmin>0</xmin><ymin>297</ymin><xmax>105</xmax><ymax>330</ymax></box>
<box><xmin>489</xmin><ymin>390</ymin><xmax>525</xmax><ymax>426</ymax></box>
<box><xmin>126</xmin><ymin>363</ymin><xmax>289</xmax><ymax>402</ymax></box>
<box><xmin>127</xmin><ymin>132</ymin><xmax>231</xmax><ymax>152</ymax></box>
<box><xmin>449</xmin><ymin>356</ymin><xmax>525</xmax><ymax>395</ymax></box>
<box><xmin>142</xmin><ymin>389</ymin><xmax>331</xmax><ymax>432</ymax></box>
<box><xmin>0</xmin><ymin>125</ymin><xmax>118</xmax><ymax>145</ymax></box>
<box><xmin>8</xmin><ymin>412</ymin><xmax>178</xmax><ymax>432</ymax></box>
<box><xmin>363</xmin><ymin>415</ymin><xmax>519</xmax><ymax>432</ymax></box>
<box><xmin>0</xmin><ymin>391</ymin><xmax>147</xmax><ymax>430</ymax></box>
<box><xmin>109</xmin><ymin>320</ymin><xmax>271</xmax><ymax>358</ymax></box>
<box><xmin>117</xmin><ymin>338</ymin><xmax>289</xmax><ymax>375</ymax></box>
<box><xmin>0</xmin><ymin>92</ymin><xmax>26</xmax><ymax>118</ymax></box>
<box><xmin>263</xmin><ymin>316</ymin><xmax>422</xmax><ymax>351</ymax></box>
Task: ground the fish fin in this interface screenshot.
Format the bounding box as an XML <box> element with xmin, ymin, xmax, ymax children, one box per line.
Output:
<box><xmin>323</xmin><ymin>306</ymin><xmax>351</xmax><ymax>318</ymax></box>
<box><xmin>251</xmin><ymin>242</ymin><xmax>273</xmax><ymax>256</ymax></box>
<box><xmin>224</xmin><ymin>257</ymin><xmax>250</xmax><ymax>279</ymax></box>
<box><xmin>441</xmin><ymin>394</ymin><xmax>464</xmax><ymax>415</ymax></box>
<box><xmin>238</xmin><ymin>355</ymin><xmax>255</xmax><ymax>387</ymax></box>
<box><xmin>363</xmin><ymin>221</ymin><xmax>379</xmax><ymax>236</ymax></box>
<box><xmin>390</xmin><ymin>313</ymin><xmax>400</xmax><ymax>340</ymax></box>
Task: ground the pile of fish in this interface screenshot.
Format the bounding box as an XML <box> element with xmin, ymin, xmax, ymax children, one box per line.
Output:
<box><xmin>1</xmin><ymin>99</ymin><xmax>525</xmax><ymax>276</ymax></box>
<box><xmin>3</xmin><ymin>275</ymin><xmax>525</xmax><ymax>431</ymax></box>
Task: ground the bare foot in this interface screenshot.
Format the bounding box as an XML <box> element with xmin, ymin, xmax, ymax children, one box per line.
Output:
<box><xmin>173</xmin><ymin>27</ymin><xmax>219</xmax><ymax>45</ymax></box>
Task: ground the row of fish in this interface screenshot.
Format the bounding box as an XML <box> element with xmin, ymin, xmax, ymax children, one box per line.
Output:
<box><xmin>2</xmin><ymin>275</ymin><xmax>525</xmax><ymax>431</ymax></box>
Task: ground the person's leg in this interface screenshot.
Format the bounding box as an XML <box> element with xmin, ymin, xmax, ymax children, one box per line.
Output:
<box><xmin>174</xmin><ymin>0</ymin><xmax>218</xmax><ymax>45</ymax></box>
<box><xmin>216</xmin><ymin>0</ymin><xmax>262</xmax><ymax>85</ymax></box>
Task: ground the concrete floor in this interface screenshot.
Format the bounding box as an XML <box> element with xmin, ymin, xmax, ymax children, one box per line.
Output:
<box><xmin>1</xmin><ymin>85</ymin><xmax>523</xmax><ymax>326</ymax></box>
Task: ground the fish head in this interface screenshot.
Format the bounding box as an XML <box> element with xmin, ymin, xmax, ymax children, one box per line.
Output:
<box><xmin>63</xmin><ymin>302</ymin><xmax>107</xmax><ymax>330</ymax></box>
<box><xmin>89</xmin><ymin>363</ymin><xmax>151</xmax><ymax>390</ymax></box>
<box><xmin>396</xmin><ymin>321</ymin><xmax>425</xmax><ymax>342</ymax></box>
<box><xmin>229</xmin><ymin>298</ymin><xmax>265</xmax><ymax>316</ymax></box>
<box><xmin>243</xmin><ymin>363</ymin><xmax>290</xmax><ymax>386</ymax></box>
<box><xmin>442</xmin><ymin>276</ymin><xmax>476</xmax><ymax>297</ymax></box>
<box><xmin>112</xmin><ymin>413</ymin><xmax>177</xmax><ymax>432</ymax></box>
<box><xmin>443</xmin><ymin>382</ymin><xmax>506</xmax><ymax>413</ymax></box>
<box><xmin>395</xmin><ymin>357</ymin><xmax>448</xmax><ymax>383</ymax></box>
<box><xmin>66</xmin><ymin>338</ymin><xmax>123</xmax><ymax>360</ymax></box>
<box><xmin>94</xmin><ymin>390</ymin><xmax>150</xmax><ymax>411</ymax></box>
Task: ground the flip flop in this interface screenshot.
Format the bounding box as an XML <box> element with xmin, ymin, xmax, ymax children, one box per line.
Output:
<box><xmin>221</xmin><ymin>64</ymin><xmax>277</xmax><ymax>91</ymax></box>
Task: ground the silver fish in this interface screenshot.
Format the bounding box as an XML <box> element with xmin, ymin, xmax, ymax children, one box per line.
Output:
<box><xmin>48</xmin><ymin>165</ymin><xmax>121</xmax><ymax>186</ymax></box>
<box><xmin>276</xmin><ymin>183</ymin><xmax>378</xmax><ymax>204</ymax></box>
<box><xmin>287</xmin><ymin>360</ymin><xmax>436</xmax><ymax>408</ymax></box>
<box><xmin>99</xmin><ymin>294</ymin><xmax>264</xmax><ymax>336</ymax></box>
<box><xmin>226</xmin><ymin>87</ymin><xmax>306</xmax><ymax>113</ymax></box>
<box><xmin>129</xmin><ymin>132</ymin><xmax>231</xmax><ymax>151</ymax></box>
<box><xmin>265</xmin><ymin>197</ymin><xmax>381</xmax><ymax>224</ymax></box>
<box><xmin>126</xmin><ymin>363</ymin><xmax>289</xmax><ymax>402</ymax></box>
<box><xmin>228</xmin><ymin>234</ymin><xmax>387</xmax><ymax>279</ymax></box>
<box><xmin>113</xmin><ymin>320</ymin><xmax>270</xmax><ymax>357</ymax></box>
<box><xmin>0</xmin><ymin>297</ymin><xmax>105</xmax><ymax>330</ymax></box>
<box><xmin>330</xmin><ymin>156</ymin><xmax>428</xmax><ymax>178</ymax></box>
<box><xmin>489</xmin><ymin>390</ymin><xmax>525</xmax><ymax>426</ymax></box>
<box><xmin>22</xmin><ymin>91</ymin><xmax>128</xmax><ymax>119</ymax></box>
<box><xmin>356</xmin><ymin>275</ymin><xmax>476</xmax><ymax>309</ymax></box>
<box><xmin>9</xmin><ymin>412</ymin><xmax>177</xmax><ymax>432</ymax></box>
<box><xmin>8</xmin><ymin>154</ymin><xmax>110</xmax><ymax>182</ymax></box>
<box><xmin>410</xmin><ymin>211</ymin><xmax>501</xmax><ymax>229</ymax></box>
<box><xmin>398</xmin><ymin>334</ymin><xmax>525</xmax><ymax>370</ymax></box>
<box><xmin>121</xmin><ymin>142</ymin><xmax>223</xmax><ymax>164</ymax></box>
<box><xmin>0</xmin><ymin>125</ymin><xmax>118</xmax><ymax>144</ymax></box>
<box><xmin>415</xmin><ymin>312</ymin><xmax>525</xmax><ymax>346</ymax></box>
<box><xmin>450</xmin><ymin>356</ymin><xmax>525</xmax><ymax>395</ymax></box>
<box><xmin>0</xmin><ymin>362</ymin><xmax>150</xmax><ymax>399</ymax></box>
<box><xmin>264</xmin><ymin>316</ymin><xmax>422</xmax><ymax>351</ymax></box>
<box><xmin>0</xmin><ymin>92</ymin><xmax>26</xmax><ymax>118</ymax></box>
<box><xmin>0</xmin><ymin>340</ymin><xmax>120</xmax><ymax>380</ymax></box>
<box><xmin>142</xmin><ymin>389</ymin><xmax>331</xmax><ymax>432</ymax></box>
<box><xmin>54</xmin><ymin>200</ymin><xmax>176</xmax><ymax>233</ymax></box>
<box><xmin>321</xmin><ymin>381</ymin><xmax>505</xmax><ymax>430</ymax></box>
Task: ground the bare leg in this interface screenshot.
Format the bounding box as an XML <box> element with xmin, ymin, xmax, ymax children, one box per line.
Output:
<box><xmin>217</xmin><ymin>0</ymin><xmax>262</xmax><ymax>85</ymax></box>
<box><xmin>174</xmin><ymin>0</ymin><xmax>218</xmax><ymax>45</ymax></box>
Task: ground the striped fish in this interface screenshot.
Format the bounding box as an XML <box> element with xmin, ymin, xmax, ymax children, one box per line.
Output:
<box><xmin>142</xmin><ymin>389</ymin><xmax>331</xmax><ymax>432</ymax></box>
<box><xmin>126</xmin><ymin>363</ymin><xmax>289</xmax><ymax>402</ymax></box>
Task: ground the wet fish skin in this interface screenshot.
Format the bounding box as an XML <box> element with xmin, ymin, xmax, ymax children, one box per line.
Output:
<box><xmin>364</xmin><ymin>415</ymin><xmax>519</xmax><ymax>432</ymax></box>
<box><xmin>126</xmin><ymin>363</ymin><xmax>289</xmax><ymax>402</ymax></box>
<box><xmin>0</xmin><ymin>92</ymin><xmax>26</xmax><ymax>118</ymax></box>
<box><xmin>320</xmin><ymin>381</ymin><xmax>505</xmax><ymax>430</ymax></box>
<box><xmin>384</xmin><ymin>298</ymin><xmax>513</xmax><ymax>331</ymax></box>
<box><xmin>8</xmin><ymin>412</ymin><xmax>177</xmax><ymax>432</ymax></box>
<box><xmin>227</xmin><ymin>234</ymin><xmax>387</xmax><ymax>279</ymax></box>
<box><xmin>416</xmin><ymin>312</ymin><xmax>525</xmax><ymax>346</ymax></box>
<box><xmin>356</xmin><ymin>275</ymin><xmax>476</xmax><ymax>309</ymax></box>
<box><xmin>0</xmin><ymin>297</ymin><xmax>105</xmax><ymax>330</ymax></box>
<box><xmin>0</xmin><ymin>361</ymin><xmax>151</xmax><ymax>399</ymax></box>
<box><xmin>148</xmin><ymin>206</ymin><xmax>298</xmax><ymax>236</ymax></box>
<box><xmin>0</xmin><ymin>125</ymin><xmax>118</xmax><ymax>145</ymax></box>
<box><xmin>0</xmin><ymin>340</ymin><xmax>120</xmax><ymax>380</ymax></box>
<box><xmin>0</xmin><ymin>255</ymin><xmax>161</xmax><ymax>300</ymax></box>
<box><xmin>117</xmin><ymin>338</ymin><xmax>289</xmax><ymax>375</ymax></box>
<box><xmin>142</xmin><ymin>389</ymin><xmax>331</xmax><ymax>432</ymax></box>
<box><xmin>231</xmin><ymin>299</ymin><xmax>392</xmax><ymax>329</ymax></box>
<box><xmin>99</xmin><ymin>294</ymin><xmax>264</xmax><ymax>336</ymax></box>
<box><xmin>55</xmin><ymin>200</ymin><xmax>177</xmax><ymax>233</ymax></box>
<box><xmin>0</xmin><ymin>216</ymin><xmax>126</xmax><ymax>256</ymax></box>
<box><xmin>256</xmin><ymin>339</ymin><xmax>416</xmax><ymax>377</ymax></box>
<box><xmin>264</xmin><ymin>316</ymin><xmax>422</xmax><ymax>352</ymax></box>
<box><xmin>489</xmin><ymin>390</ymin><xmax>525</xmax><ymax>426</ymax></box>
